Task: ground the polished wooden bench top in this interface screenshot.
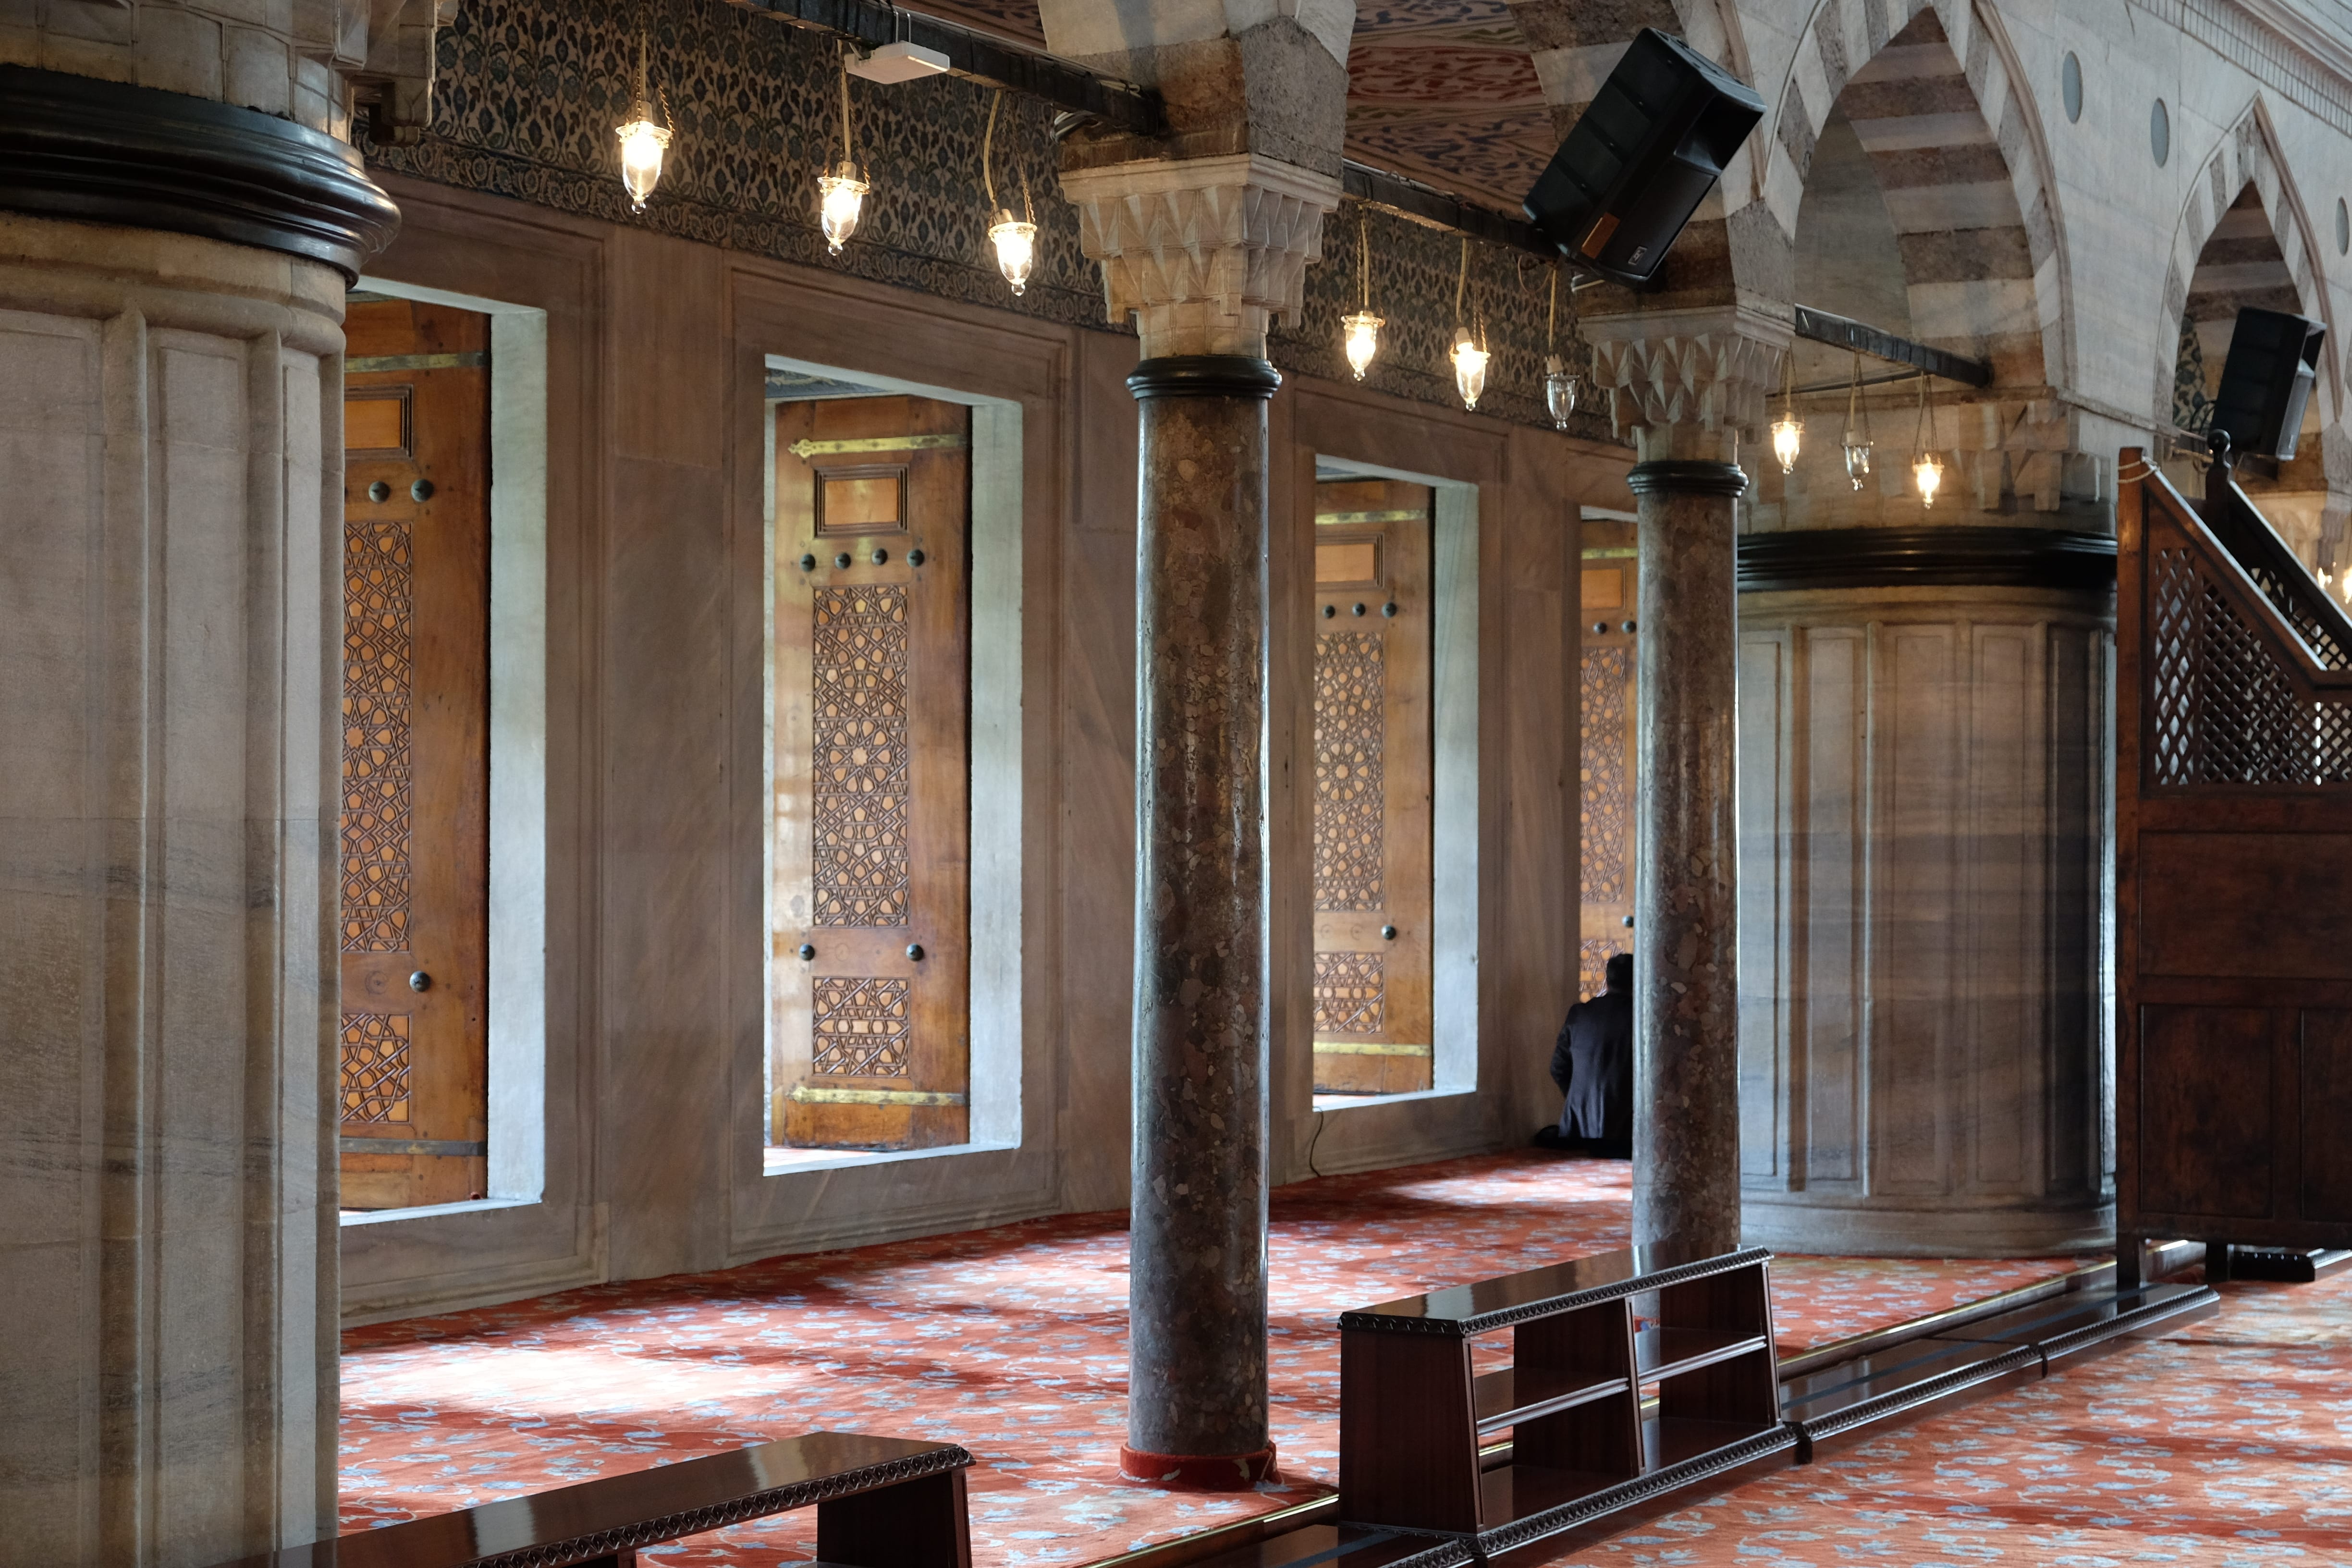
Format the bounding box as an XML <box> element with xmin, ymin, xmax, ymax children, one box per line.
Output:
<box><xmin>1339</xmin><ymin>1243</ymin><xmax>1774</xmax><ymax>1336</ymax></box>
<box><xmin>208</xmin><ymin>1431</ymin><xmax>973</xmax><ymax>1568</ymax></box>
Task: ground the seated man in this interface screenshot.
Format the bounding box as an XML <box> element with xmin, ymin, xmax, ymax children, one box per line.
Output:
<box><xmin>1537</xmin><ymin>952</ymin><xmax>1633</xmax><ymax>1158</ymax></box>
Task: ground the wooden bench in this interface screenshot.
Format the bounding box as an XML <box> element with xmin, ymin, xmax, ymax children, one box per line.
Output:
<box><xmin>1337</xmin><ymin>1243</ymin><xmax>1793</xmax><ymax>1557</ymax></box>
<box><xmin>210</xmin><ymin>1431</ymin><xmax>973</xmax><ymax>1568</ymax></box>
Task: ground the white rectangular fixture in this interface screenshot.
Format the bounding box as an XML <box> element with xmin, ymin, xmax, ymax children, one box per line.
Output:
<box><xmin>847</xmin><ymin>42</ymin><xmax>950</xmax><ymax>83</ymax></box>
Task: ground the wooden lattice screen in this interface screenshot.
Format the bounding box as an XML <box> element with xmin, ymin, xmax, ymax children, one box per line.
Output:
<box><xmin>2117</xmin><ymin>450</ymin><xmax>2352</xmax><ymax>1257</ymax></box>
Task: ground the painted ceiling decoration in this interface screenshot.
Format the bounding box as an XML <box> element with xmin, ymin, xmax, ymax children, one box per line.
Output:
<box><xmin>899</xmin><ymin>0</ymin><xmax>1558</xmax><ymax>215</ymax></box>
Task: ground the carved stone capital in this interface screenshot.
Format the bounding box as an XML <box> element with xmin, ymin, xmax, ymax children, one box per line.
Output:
<box><xmin>1583</xmin><ymin>305</ymin><xmax>1789</xmax><ymax>455</ymax></box>
<box><xmin>1057</xmin><ymin>152</ymin><xmax>1341</xmax><ymax>359</ymax></box>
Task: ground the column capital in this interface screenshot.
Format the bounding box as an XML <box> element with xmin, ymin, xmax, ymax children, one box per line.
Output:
<box><xmin>1584</xmin><ymin>304</ymin><xmax>1790</xmax><ymax>458</ymax></box>
<box><xmin>1057</xmin><ymin>152</ymin><xmax>1340</xmax><ymax>360</ymax></box>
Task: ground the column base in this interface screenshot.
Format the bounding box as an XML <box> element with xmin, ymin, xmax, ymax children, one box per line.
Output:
<box><xmin>1117</xmin><ymin>1442</ymin><xmax>1279</xmax><ymax>1490</ymax></box>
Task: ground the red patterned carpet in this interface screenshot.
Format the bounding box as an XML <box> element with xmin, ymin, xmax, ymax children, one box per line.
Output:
<box><xmin>341</xmin><ymin>1152</ymin><xmax>2089</xmax><ymax>1563</ymax></box>
<box><xmin>1585</xmin><ymin>1262</ymin><xmax>2352</xmax><ymax>1565</ymax></box>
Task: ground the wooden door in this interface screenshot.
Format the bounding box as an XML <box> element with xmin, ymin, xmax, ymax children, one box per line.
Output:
<box><xmin>773</xmin><ymin>395</ymin><xmax>971</xmax><ymax>1149</ymax></box>
<box><xmin>1578</xmin><ymin>524</ymin><xmax>1639</xmax><ymax>1001</ymax></box>
<box><xmin>338</xmin><ymin>297</ymin><xmax>491</xmax><ymax>1210</ymax></box>
<box><xmin>1311</xmin><ymin>479</ymin><xmax>1434</xmax><ymax>1094</ymax></box>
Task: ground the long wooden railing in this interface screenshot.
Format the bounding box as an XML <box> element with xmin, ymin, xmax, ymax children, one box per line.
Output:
<box><xmin>2117</xmin><ymin>449</ymin><xmax>2352</xmax><ymax>1261</ymax></box>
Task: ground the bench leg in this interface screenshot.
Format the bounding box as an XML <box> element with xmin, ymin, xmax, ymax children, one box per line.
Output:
<box><xmin>816</xmin><ymin>1469</ymin><xmax>970</xmax><ymax>1568</ymax></box>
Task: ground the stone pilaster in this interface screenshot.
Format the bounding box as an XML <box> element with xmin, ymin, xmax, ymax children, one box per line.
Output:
<box><xmin>0</xmin><ymin>18</ymin><xmax>415</xmax><ymax>1562</ymax></box>
<box><xmin>1595</xmin><ymin>307</ymin><xmax>1785</xmax><ymax>1258</ymax></box>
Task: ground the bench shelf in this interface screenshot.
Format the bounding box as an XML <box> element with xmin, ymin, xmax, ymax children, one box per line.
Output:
<box><xmin>1338</xmin><ymin>1243</ymin><xmax>1794</xmax><ymax>1556</ymax></box>
<box><xmin>207</xmin><ymin>1430</ymin><xmax>974</xmax><ymax>1568</ymax></box>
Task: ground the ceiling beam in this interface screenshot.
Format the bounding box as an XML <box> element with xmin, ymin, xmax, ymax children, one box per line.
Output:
<box><xmin>1794</xmin><ymin>302</ymin><xmax>1993</xmax><ymax>388</ymax></box>
<box><xmin>1341</xmin><ymin>162</ymin><xmax>1564</xmax><ymax>264</ymax></box>
<box><xmin>722</xmin><ymin>0</ymin><xmax>1164</xmax><ymax>134</ymax></box>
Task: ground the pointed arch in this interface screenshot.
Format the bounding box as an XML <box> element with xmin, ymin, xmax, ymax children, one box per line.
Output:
<box><xmin>1761</xmin><ymin>0</ymin><xmax>2070</xmax><ymax>391</ymax></box>
<box><xmin>2154</xmin><ymin>97</ymin><xmax>2340</xmax><ymax>436</ymax></box>
<box><xmin>1515</xmin><ymin>0</ymin><xmax>2069</xmax><ymax>370</ymax></box>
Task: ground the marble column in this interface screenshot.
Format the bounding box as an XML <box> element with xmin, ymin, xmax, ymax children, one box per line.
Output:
<box><xmin>1589</xmin><ymin>313</ymin><xmax>1782</xmax><ymax>1257</ymax></box>
<box><xmin>1061</xmin><ymin>151</ymin><xmax>1335</xmax><ymax>1487</ymax></box>
<box><xmin>0</xmin><ymin>28</ymin><xmax>410</xmax><ymax>1565</ymax></box>
<box><xmin>1627</xmin><ymin>454</ymin><xmax>1749</xmax><ymax>1256</ymax></box>
<box><xmin>1124</xmin><ymin>354</ymin><xmax>1280</xmax><ymax>1482</ymax></box>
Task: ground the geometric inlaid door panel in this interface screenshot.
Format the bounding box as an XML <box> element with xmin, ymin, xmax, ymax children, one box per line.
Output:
<box><xmin>1310</xmin><ymin>478</ymin><xmax>1434</xmax><ymax>1096</ymax></box>
<box><xmin>338</xmin><ymin>296</ymin><xmax>491</xmax><ymax>1210</ymax></box>
<box><xmin>772</xmin><ymin>393</ymin><xmax>971</xmax><ymax>1150</ymax></box>
<box><xmin>1578</xmin><ymin>520</ymin><xmax>1638</xmax><ymax>1002</ymax></box>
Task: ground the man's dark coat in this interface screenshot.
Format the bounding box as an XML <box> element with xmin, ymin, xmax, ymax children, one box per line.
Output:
<box><xmin>1551</xmin><ymin>988</ymin><xmax>1632</xmax><ymax>1142</ymax></box>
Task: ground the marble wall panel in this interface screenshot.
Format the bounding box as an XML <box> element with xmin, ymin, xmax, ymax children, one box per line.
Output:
<box><xmin>1740</xmin><ymin>587</ymin><xmax>2114</xmax><ymax>1257</ymax></box>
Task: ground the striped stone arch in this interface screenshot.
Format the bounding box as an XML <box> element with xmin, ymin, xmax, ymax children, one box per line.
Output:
<box><xmin>1507</xmin><ymin>0</ymin><xmax>2062</xmax><ymax>361</ymax></box>
<box><xmin>1759</xmin><ymin>0</ymin><xmax>2068</xmax><ymax>390</ymax></box>
<box><xmin>2154</xmin><ymin>99</ymin><xmax>2340</xmax><ymax>436</ymax></box>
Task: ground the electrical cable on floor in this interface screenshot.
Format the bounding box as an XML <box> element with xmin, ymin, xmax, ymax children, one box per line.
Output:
<box><xmin>1307</xmin><ymin>1110</ymin><xmax>1328</xmax><ymax>1178</ymax></box>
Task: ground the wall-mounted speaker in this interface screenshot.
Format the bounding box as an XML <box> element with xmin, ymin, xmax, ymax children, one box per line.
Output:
<box><xmin>1521</xmin><ymin>29</ymin><xmax>1764</xmax><ymax>288</ymax></box>
<box><xmin>2211</xmin><ymin>307</ymin><xmax>2326</xmax><ymax>462</ymax></box>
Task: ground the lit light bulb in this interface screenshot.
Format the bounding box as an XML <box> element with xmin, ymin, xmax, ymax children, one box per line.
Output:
<box><xmin>1451</xmin><ymin>328</ymin><xmax>1489</xmax><ymax>411</ymax></box>
<box><xmin>1842</xmin><ymin>435</ymin><xmax>1872</xmax><ymax>490</ymax></box>
<box><xmin>1914</xmin><ymin>450</ymin><xmax>1945</xmax><ymax>507</ymax></box>
<box><xmin>613</xmin><ymin>33</ymin><xmax>671</xmax><ymax>211</ymax></box>
<box><xmin>616</xmin><ymin>116</ymin><xmax>671</xmax><ymax>210</ymax></box>
<box><xmin>1342</xmin><ymin>310</ymin><xmax>1383</xmax><ymax>381</ymax></box>
<box><xmin>1544</xmin><ymin>354</ymin><xmax>1578</xmax><ymax>429</ymax></box>
<box><xmin>987</xmin><ymin>210</ymin><xmax>1037</xmax><ymax>294</ymax></box>
<box><xmin>819</xmin><ymin>162</ymin><xmax>869</xmax><ymax>255</ymax></box>
<box><xmin>1770</xmin><ymin>409</ymin><xmax>1803</xmax><ymax>474</ymax></box>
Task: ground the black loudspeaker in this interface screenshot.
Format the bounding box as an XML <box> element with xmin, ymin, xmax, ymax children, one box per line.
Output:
<box><xmin>1522</xmin><ymin>29</ymin><xmax>1764</xmax><ymax>287</ymax></box>
<box><xmin>2211</xmin><ymin>306</ymin><xmax>2326</xmax><ymax>461</ymax></box>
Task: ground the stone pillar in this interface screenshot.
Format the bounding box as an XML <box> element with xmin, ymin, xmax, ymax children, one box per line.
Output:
<box><xmin>1590</xmin><ymin>313</ymin><xmax>1781</xmax><ymax>1257</ymax></box>
<box><xmin>1626</xmin><ymin>453</ymin><xmax>1749</xmax><ymax>1256</ymax></box>
<box><xmin>0</xmin><ymin>21</ymin><xmax>411</xmax><ymax>1564</ymax></box>
<box><xmin>1061</xmin><ymin>152</ymin><xmax>1335</xmax><ymax>1488</ymax></box>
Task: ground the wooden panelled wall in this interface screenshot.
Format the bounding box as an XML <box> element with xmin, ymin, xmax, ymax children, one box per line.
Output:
<box><xmin>338</xmin><ymin>172</ymin><xmax>1633</xmax><ymax>1323</ymax></box>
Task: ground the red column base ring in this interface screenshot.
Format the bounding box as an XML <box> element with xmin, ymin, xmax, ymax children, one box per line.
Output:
<box><xmin>1117</xmin><ymin>1441</ymin><xmax>1279</xmax><ymax>1490</ymax></box>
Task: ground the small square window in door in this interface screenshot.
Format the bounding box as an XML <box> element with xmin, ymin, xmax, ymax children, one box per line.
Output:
<box><xmin>816</xmin><ymin>465</ymin><xmax>909</xmax><ymax>536</ymax></box>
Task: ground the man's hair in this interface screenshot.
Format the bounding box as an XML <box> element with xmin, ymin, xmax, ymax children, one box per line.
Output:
<box><xmin>1605</xmin><ymin>952</ymin><xmax>1633</xmax><ymax>992</ymax></box>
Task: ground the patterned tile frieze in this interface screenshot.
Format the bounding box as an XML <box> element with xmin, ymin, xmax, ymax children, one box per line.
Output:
<box><xmin>365</xmin><ymin>0</ymin><xmax>1613</xmax><ymax>438</ymax></box>
<box><xmin>340</xmin><ymin>1012</ymin><xmax>414</xmax><ymax>1124</ymax></box>
<box><xmin>811</xmin><ymin>976</ymin><xmax>913</xmax><ymax>1075</ymax></box>
<box><xmin>1312</xmin><ymin>629</ymin><xmax>1386</xmax><ymax>911</ymax></box>
<box><xmin>811</xmin><ymin>585</ymin><xmax>912</xmax><ymax>926</ymax></box>
<box><xmin>1312</xmin><ymin>950</ymin><xmax>1388</xmax><ymax>1035</ymax></box>
<box><xmin>343</xmin><ymin>513</ymin><xmax>414</xmax><ymax>953</ymax></box>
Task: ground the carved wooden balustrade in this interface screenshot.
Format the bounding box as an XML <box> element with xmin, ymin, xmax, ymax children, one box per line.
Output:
<box><xmin>2117</xmin><ymin>449</ymin><xmax>2352</xmax><ymax>1265</ymax></box>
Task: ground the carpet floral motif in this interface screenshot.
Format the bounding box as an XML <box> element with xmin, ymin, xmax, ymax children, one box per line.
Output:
<box><xmin>343</xmin><ymin>1152</ymin><xmax>2092</xmax><ymax>1564</ymax></box>
<box><xmin>1585</xmin><ymin>1264</ymin><xmax>2352</xmax><ymax>1564</ymax></box>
